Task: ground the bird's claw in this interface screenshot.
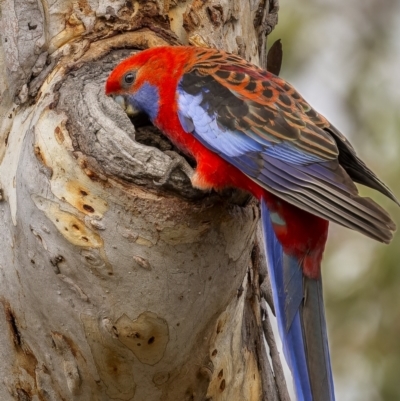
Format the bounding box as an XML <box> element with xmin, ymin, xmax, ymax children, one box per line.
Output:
<box><xmin>154</xmin><ymin>151</ymin><xmax>194</xmax><ymax>186</ymax></box>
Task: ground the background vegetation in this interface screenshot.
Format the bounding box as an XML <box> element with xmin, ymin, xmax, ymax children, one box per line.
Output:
<box><xmin>269</xmin><ymin>1</ymin><xmax>400</xmax><ymax>400</ymax></box>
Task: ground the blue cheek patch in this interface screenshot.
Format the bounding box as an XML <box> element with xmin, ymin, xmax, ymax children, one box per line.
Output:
<box><xmin>129</xmin><ymin>82</ymin><xmax>160</xmax><ymax>121</ymax></box>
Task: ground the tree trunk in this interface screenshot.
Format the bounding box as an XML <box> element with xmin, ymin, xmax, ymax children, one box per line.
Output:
<box><xmin>0</xmin><ymin>1</ymin><xmax>284</xmax><ymax>400</ymax></box>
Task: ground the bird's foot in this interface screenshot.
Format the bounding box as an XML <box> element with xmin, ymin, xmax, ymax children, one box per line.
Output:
<box><xmin>154</xmin><ymin>151</ymin><xmax>194</xmax><ymax>186</ymax></box>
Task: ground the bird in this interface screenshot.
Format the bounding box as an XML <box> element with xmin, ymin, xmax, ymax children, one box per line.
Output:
<box><xmin>105</xmin><ymin>45</ymin><xmax>398</xmax><ymax>401</ymax></box>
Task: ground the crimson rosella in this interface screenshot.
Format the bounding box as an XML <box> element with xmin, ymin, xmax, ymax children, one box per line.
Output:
<box><xmin>105</xmin><ymin>46</ymin><xmax>398</xmax><ymax>401</ymax></box>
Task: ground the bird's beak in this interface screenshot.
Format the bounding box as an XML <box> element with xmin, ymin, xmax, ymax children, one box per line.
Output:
<box><xmin>112</xmin><ymin>95</ymin><xmax>140</xmax><ymax>117</ymax></box>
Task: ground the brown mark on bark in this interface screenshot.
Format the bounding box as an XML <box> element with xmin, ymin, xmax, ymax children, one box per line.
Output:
<box><xmin>1</xmin><ymin>300</ymin><xmax>40</xmax><ymax>400</ymax></box>
<box><xmin>206</xmin><ymin>5</ymin><xmax>223</xmax><ymax>27</ymax></box>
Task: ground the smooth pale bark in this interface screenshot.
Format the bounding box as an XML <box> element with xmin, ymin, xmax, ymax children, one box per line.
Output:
<box><xmin>0</xmin><ymin>1</ymin><xmax>284</xmax><ymax>400</ymax></box>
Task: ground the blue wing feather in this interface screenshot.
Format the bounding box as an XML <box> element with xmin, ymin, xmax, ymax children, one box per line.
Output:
<box><xmin>176</xmin><ymin>84</ymin><xmax>395</xmax><ymax>243</ymax></box>
<box><xmin>178</xmin><ymin>87</ymin><xmax>320</xmax><ymax>164</ymax></box>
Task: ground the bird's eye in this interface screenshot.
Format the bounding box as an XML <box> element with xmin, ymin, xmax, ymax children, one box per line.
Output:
<box><xmin>124</xmin><ymin>72</ymin><xmax>135</xmax><ymax>85</ymax></box>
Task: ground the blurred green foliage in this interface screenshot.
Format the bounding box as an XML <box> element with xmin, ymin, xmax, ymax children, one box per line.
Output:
<box><xmin>268</xmin><ymin>1</ymin><xmax>400</xmax><ymax>400</ymax></box>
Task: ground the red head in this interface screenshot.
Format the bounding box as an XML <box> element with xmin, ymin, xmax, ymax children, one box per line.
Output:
<box><xmin>106</xmin><ymin>46</ymin><xmax>177</xmax><ymax>95</ymax></box>
<box><xmin>105</xmin><ymin>46</ymin><xmax>196</xmax><ymax>120</ymax></box>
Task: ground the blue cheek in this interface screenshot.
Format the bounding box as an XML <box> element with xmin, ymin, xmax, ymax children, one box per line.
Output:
<box><xmin>129</xmin><ymin>82</ymin><xmax>160</xmax><ymax>121</ymax></box>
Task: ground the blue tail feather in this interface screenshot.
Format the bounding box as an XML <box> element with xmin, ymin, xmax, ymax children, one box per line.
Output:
<box><xmin>261</xmin><ymin>199</ymin><xmax>335</xmax><ymax>401</ymax></box>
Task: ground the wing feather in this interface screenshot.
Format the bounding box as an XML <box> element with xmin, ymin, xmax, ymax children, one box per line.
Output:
<box><xmin>177</xmin><ymin>55</ymin><xmax>397</xmax><ymax>242</ymax></box>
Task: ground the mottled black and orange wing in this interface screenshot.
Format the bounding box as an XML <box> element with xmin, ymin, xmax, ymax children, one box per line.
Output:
<box><xmin>177</xmin><ymin>50</ymin><xmax>396</xmax><ymax>242</ymax></box>
<box><xmin>182</xmin><ymin>50</ymin><xmax>339</xmax><ymax>160</ymax></box>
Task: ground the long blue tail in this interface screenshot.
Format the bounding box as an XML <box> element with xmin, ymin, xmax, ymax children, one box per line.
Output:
<box><xmin>261</xmin><ymin>199</ymin><xmax>335</xmax><ymax>401</ymax></box>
